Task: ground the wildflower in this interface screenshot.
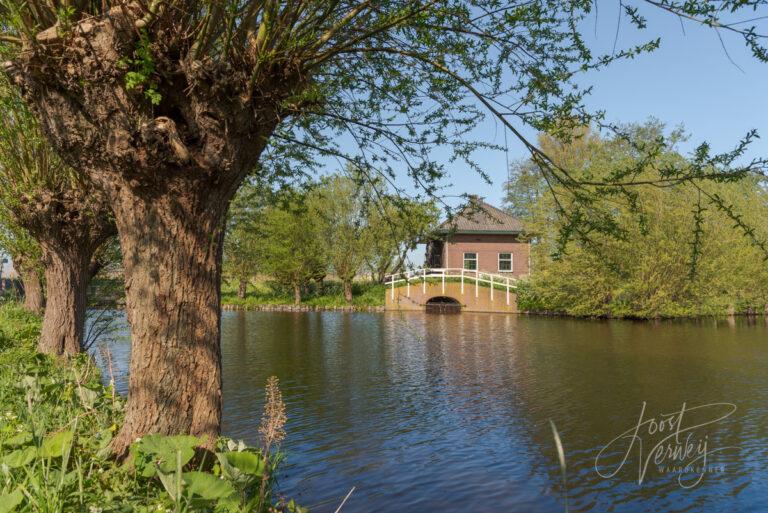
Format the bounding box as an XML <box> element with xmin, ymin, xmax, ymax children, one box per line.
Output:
<box><xmin>259</xmin><ymin>376</ymin><xmax>287</xmax><ymax>455</ymax></box>
<box><xmin>89</xmin><ymin>506</ymin><xmax>103</xmax><ymax>513</ymax></box>
<box><xmin>1</xmin><ymin>463</ymin><xmax>9</xmax><ymax>474</ymax></box>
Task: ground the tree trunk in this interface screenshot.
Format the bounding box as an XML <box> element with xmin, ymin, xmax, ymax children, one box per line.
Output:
<box><xmin>109</xmin><ymin>189</ymin><xmax>227</xmax><ymax>458</ymax></box>
<box><xmin>343</xmin><ymin>280</ymin><xmax>353</xmax><ymax>303</ymax></box>
<box><xmin>37</xmin><ymin>250</ymin><xmax>89</xmax><ymax>355</ymax></box>
<box><xmin>237</xmin><ymin>279</ymin><xmax>248</xmax><ymax>299</ymax></box>
<box><xmin>17</xmin><ymin>260</ymin><xmax>44</xmax><ymax>313</ymax></box>
<box><xmin>293</xmin><ymin>283</ymin><xmax>301</xmax><ymax>305</ymax></box>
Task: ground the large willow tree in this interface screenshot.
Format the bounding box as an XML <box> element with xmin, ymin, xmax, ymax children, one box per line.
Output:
<box><xmin>0</xmin><ymin>1</ymin><xmax>764</xmax><ymax>455</ymax></box>
<box><xmin>0</xmin><ymin>84</ymin><xmax>115</xmax><ymax>355</ymax></box>
<box><xmin>0</xmin><ymin>218</ymin><xmax>43</xmax><ymax>312</ymax></box>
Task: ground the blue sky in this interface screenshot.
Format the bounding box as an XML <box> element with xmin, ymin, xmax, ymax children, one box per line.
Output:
<box><xmin>433</xmin><ymin>4</ymin><xmax>768</xmax><ymax>209</ymax></box>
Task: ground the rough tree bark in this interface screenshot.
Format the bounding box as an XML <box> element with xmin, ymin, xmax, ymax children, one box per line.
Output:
<box><xmin>38</xmin><ymin>249</ymin><xmax>90</xmax><ymax>355</ymax></box>
<box><xmin>343</xmin><ymin>280</ymin><xmax>353</xmax><ymax>303</ymax></box>
<box><xmin>13</xmin><ymin>189</ymin><xmax>115</xmax><ymax>356</ymax></box>
<box><xmin>15</xmin><ymin>255</ymin><xmax>44</xmax><ymax>313</ymax></box>
<box><xmin>107</xmin><ymin>187</ymin><xmax>228</xmax><ymax>455</ymax></box>
<box><xmin>5</xmin><ymin>6</ymin><xmax>292</xmax><ymax>457</ymax></box>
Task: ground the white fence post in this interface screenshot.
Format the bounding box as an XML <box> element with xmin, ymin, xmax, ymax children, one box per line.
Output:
<box><xmin>406</xmin><ymin>272</ymin><xmax>410</xmax><ymax>297</ymax></box>
<box><xmin>475</xmin><ymin>271</ymin><xmax>478</xmax><ymax>298</ymax></box>
<box><xmin>441</xmin><ymin>269</ymin><xmax>445</xmax><ymax>294</ymax></box>
<box><xmin>490</xmin><ymin>274</ymin><xmax>494</xmax><ymax>301</ymax></box>
<box><xmin>461</xmin><ymin>268</ymin><xmax>464</xmax><ymax>295</ymax></box>
<box><xmin>506</xmin><ymin>277</ymin><xmax>510</xmax><ymax>305</ymax></box>
<box><xmin>423</xmin><ymin>268</ymin><xmax>426</xmax><ymax>294</ymax></box>
<box><xmin>390</xmin><ymin>276</ymin><xmax>394</xmax><ymax>300</ymax></box>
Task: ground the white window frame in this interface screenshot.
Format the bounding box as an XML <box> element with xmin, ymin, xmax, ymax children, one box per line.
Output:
<box><xmin>463</xmin><ymin>252</ymin><xmax>478</xmax><ymax>270</ymax></box>
<box><xmin>498</xmin><ymin>252</ymin><xmax>513</xmax><ymax>272</ymax></box>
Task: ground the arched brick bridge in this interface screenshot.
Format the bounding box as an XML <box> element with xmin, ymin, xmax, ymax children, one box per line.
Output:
<box><xmin>384</xmin><ymin>268</ymin><xmax>518</xmax><ymax>313</ymax></box>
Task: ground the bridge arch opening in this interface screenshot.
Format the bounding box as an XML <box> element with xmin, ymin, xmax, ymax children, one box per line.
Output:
<box><xmin>425</xmin><ymin>296</ymin><xmax>462</xmax><ymax>314</ymax></box>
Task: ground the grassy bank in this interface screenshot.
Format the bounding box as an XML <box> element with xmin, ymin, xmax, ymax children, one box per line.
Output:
<box><xmin>221</xmin><ymin>280</ymin><xmax>386</xmax><ymax>308</ymax></box>
<box><xmin>0</xmin><ymin>303</ymin><xmax>304</xmax><ymax>513</ymax></box>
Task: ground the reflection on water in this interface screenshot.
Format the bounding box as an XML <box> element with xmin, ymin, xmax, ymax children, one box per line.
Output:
<box><xmin>98</xmin><ymin>311</ymin><xmax>768</xmax><ymax>513</ymax></box>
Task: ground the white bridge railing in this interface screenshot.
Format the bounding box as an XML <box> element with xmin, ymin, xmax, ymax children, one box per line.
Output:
<box><xmin>384</xmin><ymin>267</ymin><xmax>518</xmax><ymax>306</ymax></box>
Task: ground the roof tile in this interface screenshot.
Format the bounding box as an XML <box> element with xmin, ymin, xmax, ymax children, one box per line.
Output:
<box><xmin>438</xmin><ymin>198</ymin><xmax>524</xmax><ymax>233</ymax></box>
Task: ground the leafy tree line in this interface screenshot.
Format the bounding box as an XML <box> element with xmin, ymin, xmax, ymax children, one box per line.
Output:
<box><xmin>224</xmin><ymin>173</ymin><xmax>439</xmax><ymax>304</ymax></box>
<box><xmin>507</xmin><ymin>122</ymin><xmax>768</xmax><ymax>318</ymax></box>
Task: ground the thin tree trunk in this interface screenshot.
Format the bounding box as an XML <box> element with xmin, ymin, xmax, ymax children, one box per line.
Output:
<box><xmin>17</xmin><ymin>259</ymin><xmax>44</xmax><ymax>313</ymax></box>
<box><xmin>109</xmin><ymin>190</ymin><xmax>226</xmax><ymax>458</ymax></box>
<box><xmin>237</xmin><ymin>279</ymin><xmax>248</xmax><ymax>299</ymax></box>
<box><xmin>343</xmin><ymin>280</ymin><xmax>353</xmax><ymax>303</ymax></box>
<box><xmin>37</xmin><ymin>250</ymin><xmax>89</xmax><ymax>356</ymax></box>
<box><xmin>293</xmin><ymin>283</ymin><xmax>301</xmax><ymax>305</ymax></box>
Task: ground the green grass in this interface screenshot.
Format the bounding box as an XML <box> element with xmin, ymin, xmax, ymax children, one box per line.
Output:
<box><xmin>221</xmin><ymin>279</ymin><xmax>386</xmax><ymax>308</ymax></box>
<box><xmin>0</xmin><ymin>302</ymin><xmax>305</xmax><ymax>513</ymax></box>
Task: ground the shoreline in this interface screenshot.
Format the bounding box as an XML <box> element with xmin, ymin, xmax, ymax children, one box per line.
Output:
<box><xmin>94</xmin><ymin>299</ymin><xmax>768</xmax><ymax>320</ymax></box>
<box><xmin>222</xmin><ymin>303</ymin><xmax>386</xmax><ymax>312</ymax></box>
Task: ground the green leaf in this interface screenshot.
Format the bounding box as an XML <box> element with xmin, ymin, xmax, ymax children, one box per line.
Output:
<box><xmin>218</xmin><ymin>450</ymin><xmax>265</xmax><ymax>477</ymax></box>
<box><xmin>39</xmin><ymin>430</ymin><xmax>73</xmax><ymax>458</ymax></box>
<box><xmin>287</xmin><ymin>499</ymin><xmax>309</xmax><ymax>513</ymax></box>
<box><xmin>1</xmin><ymin>446</ymin><xmax>36</xmax><ymax>468</ymax></box>
<box><xmin>77</xmin><ymin>387</ymin><xmax>100</xmax><ymax>409</ymax></box>
<box><xmin>156</xmin><ymin>468</ymin><xmax>181</xmax><ymax>501</ymax></box>
<box><xmin>134</xmin><ymin>434</ymin><xmax>200</xmax><ymax>473</ymax></box>
<box><xmin>0</xmin><ymin>487</ymin><xmax>24</xmax><ymax>513</ymax></box>
<box><xmin>182</xmin><ymin>471</ymin><xmax>235</xmax><ymax>501</ymax></box>
<box><xmin>2</xmin><ymin>432</ymin><xmax>32</xmax><ymax>448</ymax></box>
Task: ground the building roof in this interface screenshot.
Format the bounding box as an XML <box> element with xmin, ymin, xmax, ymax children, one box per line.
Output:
<box><xmin>436</xmin><ymin>196</ymin><xmax>524</xmax><ymax>234</ymax></box>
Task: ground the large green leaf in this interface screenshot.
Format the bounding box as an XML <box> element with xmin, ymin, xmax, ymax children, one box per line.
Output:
<box><xmin>1</xmin><ymin>446</ymin><xmax>36</xmax><ymax>468</ymax></box>
<box><xmin>182</xmin><ymin>471</ymin><xmax>236</xmax><ymax>501</ymax></box>
<box><xmin>156</xmin><ymin>469</ymin><xmax>182</xmax><ymax>501</ymax></box>
<box><xmin>39</xmin><ymin>430</ymin><xmax>73</xmax><ymax>458</ymax></box>
<box><xmin>135</xmin><ymin>434</ymin><xmax>200</xmax><ymax>473</ymax></box>
<box><xmin>218</xmin><ymin>450</ymin><xmax>265</xmax><ymax>477</ymax></box>
<box><xmin>0</xmin><ymin>487</ymin><xmax>24</xmax><ymax>513</ymax></box>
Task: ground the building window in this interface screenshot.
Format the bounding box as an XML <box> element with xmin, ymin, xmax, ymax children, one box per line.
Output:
<box><xmin>498</xmin><ymin>252</ymin><xmax>513</xmax><ymax>272</ymax></box>
<box><xmin>463</xmin><ymin>252</ymin><xmax>477</xmax><ymax>270</ymax></box>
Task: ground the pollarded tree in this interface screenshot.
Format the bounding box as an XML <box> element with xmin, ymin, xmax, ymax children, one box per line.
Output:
<box><xmin>0</xmin><ymin>85</ymin><xmax>115</xmax><ymax>356</ymax></box>
<box><xmin>0</xmin><ymin>219</ymin><xmax>44</xmax><ymax>312</ymax></box>
<box><xmin>1</xmin><ymin>1</ymin><xmax>764</xmax><ymax>455</ymax></box>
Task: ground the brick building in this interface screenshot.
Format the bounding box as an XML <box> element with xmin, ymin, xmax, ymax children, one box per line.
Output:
<box><xmin>425</xmin><ymin>196</ymin><xmax>530</xmax><ymax>277</ymax></box>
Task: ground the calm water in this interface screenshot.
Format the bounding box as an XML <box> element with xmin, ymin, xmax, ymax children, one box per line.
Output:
<box><xmin>98</xmin><ymin>311</ymin><xmax>768</xmax><ymax>513</ymax></box>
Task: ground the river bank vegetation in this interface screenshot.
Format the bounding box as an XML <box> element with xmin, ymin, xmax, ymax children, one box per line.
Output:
<box><xmin>509</xmin><ymin>122</ymin><xmax>768</xmax><ymax>318</ymax></box>
<box><xmin>221</xmin><ymin>279</ymin><xmax>386</xmax><ymax>309</ymax></box>
<box><xmin>0</xmin><ymin>303</ymin><xmax>304</xmax><ymax>513</ymax></box>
